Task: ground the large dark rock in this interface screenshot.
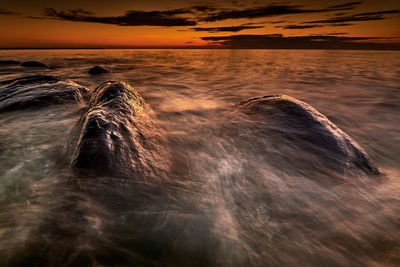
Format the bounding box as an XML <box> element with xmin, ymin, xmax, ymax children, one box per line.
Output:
<box><xmin>0</xmin><ymin>75</ymin><xmax>90</xmax><ymax>112</ymax></box>
<box><xmin>21</xmin><ymin>61</ymin><xmax>48</xmax><ymax>68</ymax></box>
<box><xmin>236</xmin><ymin>94</ymin><xmax>378</xmax><ymax>175</ymax></box>
<box><xmin>0</xmin><ymin>60</ymin><xmax>20</xmax><ymax>65</ymax></box>
<box><xmin>71</xmin><ymin>81</ymin><xmax>155</xmax><ymax>177</ymax></box>
<box><xmin>88</xmin><ymin>65</ymin><xmax>108</xmax><ymax>75</ymax></box>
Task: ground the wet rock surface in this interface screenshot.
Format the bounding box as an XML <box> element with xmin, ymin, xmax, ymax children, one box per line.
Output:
<box><xmin>71</xmin><ymin>81</ymin><xmax>154</xmax><ymax>177</ymax></box>
<box><xmin>236</xmin><ymin>94</ymin><xmax>378</xmax><ymax>176</ymax></box>
<box><xmin>0</xmin><ymin>75</ymin><xmax>90</xmax><ymax>112</ymax></box>
<box><xmin>89</xmin><ymin>65</ymin><xmax>108</xmax><ymax>74</ymax></box>
<box><xmin>21</xmin><ymin>61</ymin><xmax>48</xmax><ymax>68</ymax></box>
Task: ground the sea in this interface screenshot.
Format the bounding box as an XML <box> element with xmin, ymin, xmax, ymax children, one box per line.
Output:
<box><xmin>0</xmin><ymin>49</ymin><xmax>399</xmax><ymax>266</ymax></box>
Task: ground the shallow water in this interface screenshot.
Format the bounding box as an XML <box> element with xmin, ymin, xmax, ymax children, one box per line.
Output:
<box><xmin>0</xmin><ymin>49</ymin><xmax>399</xmax><ymax>266</ymax></box>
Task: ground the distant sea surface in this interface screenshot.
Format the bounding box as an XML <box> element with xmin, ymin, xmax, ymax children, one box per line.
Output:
<box><xmin>0</xmin><ymin>49</ymin><xmax>399</xmax><ymax>266</ymax></box>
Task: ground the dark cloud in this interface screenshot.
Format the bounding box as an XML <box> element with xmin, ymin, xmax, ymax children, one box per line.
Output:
<box><xmin>0</xmin><ymin>8</ymin><xmax>19</xmax><ymax>15</ymax></box>
<box><xmin>270</xmin><ymin>20</ymin><xmax>286</xmax><ymax>24</ymax></box>
<box><xmin>360</xmin><ymin>10</ymin><xmax>399</xmax><ymax>15</ymax></box>
<box><xmin>201</xmin><ymin>3</ymin><xmax>361</xmax><ymax>22</ymax></box>
<box><xmin>62</xmin><ymin>8</ymin><xmax>94</xmax><ymax>16</ymax></box>
<box><xmin>279</xmin><ymin>23</ymin><xmax>353</xmax><ymax>29</ymax></box>
<box><xmin>27</xmin><ymin>16</ymin><xmax>44</xmax><ymax>19</ymax></box>
<box><xmin>43</xmin><ymin>8</ymin><xmax>197</xmax><ymax>26</ymax></box>
<box><xmin>242</xmin><ymin>22</ymin><xmax>263</xmax><ymax>26</ymax></box>
<box><xmin>202</xmin><ymin>5</ymin><xmax>318</xmax><ymax>22</ymax></box>
<box><xmin>281</xmin><ymin>25</ymin><xmax>322</xmax><ymax>29</ymax></box>
<box><xmin>331</xmin><ymin>23</ymin><xmax>353</xmax><ymax>26</ymax></box>
<box><xmin>328</xmin><ymin>2</ymin><xmax>362</xmax><ymax>9</ymax></box>
<box><xmin>191</xmin><ymin>25</ymin><xmax>263</xmax><ymax>32</ymax></box>
<box><xmin>306</xmin><ymin>10</ymin><xmax>400</xmax><ymax>24</ymax></box>
<box><xmin>200</xmin><ymin>34</ymin><xmax>400</xmax><ymax>50</ymax></box>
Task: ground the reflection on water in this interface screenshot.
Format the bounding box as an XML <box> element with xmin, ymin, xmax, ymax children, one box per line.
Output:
<box><xmin>0</xmin><ymin>49</ymin><xmax>399</xmax><ymax>266</ymax></box>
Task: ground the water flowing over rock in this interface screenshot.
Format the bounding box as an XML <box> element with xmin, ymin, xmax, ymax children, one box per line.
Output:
<box><xmin>0</xmin><ymin>75</ymin><xmax>90</xmax><ymax>112</ymax></box>
<box><xmin>89</xmin><ymin>65</ymin><xmax>108</xmax><ymax>74</ymax></box>
<box><xmin>71</xmin><ymin>81</ymin><xmax>157</xmax><ymax>177</ymax></box>
<box><xmin>21</xmin><ymin>61</ymin><xmax>48</xmax><ymax>68</ymax></box>
<box><xmin>236</xmin><ymin>95</ymin><xmax>379</xmax><ymax>176</ymax></box>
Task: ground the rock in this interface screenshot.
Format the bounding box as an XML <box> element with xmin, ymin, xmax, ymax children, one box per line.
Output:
<box><xmin>71</xmin><ymin>81</ymin><xmax>154</xmax><ymax>177</ymax></box>
<box><xmin>0</xmin><ymin>60</ymin><xmax>20</xmax><ymax>65</ymax></box>
<box><xmin>21</xmin><ymin>61</ymin><xmax>48</xmax><ymax>68</ymax></box>
<box><xmin>88</xmin><ymin>65</ymin><xmax>108</xmax><ymax>75</ymax></box>
<box><xmin>0</xmin><ymin>75</ymin><xmax>90</xmax><ymax>112</ymax></box>
<box><xmin>236</xmin><ymin>94</ymin><xmax>378</xmax><ymax>175</ymax></box>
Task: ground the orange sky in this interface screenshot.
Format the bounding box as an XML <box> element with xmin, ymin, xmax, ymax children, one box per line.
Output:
<box><xmin>0</xmin><ymin>0</ymin><xmax>399</xmax><ymax>48</ymax></box>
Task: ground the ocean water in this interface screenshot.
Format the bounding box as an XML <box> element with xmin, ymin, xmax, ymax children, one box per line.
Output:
<box><xmin>0</xmin><ymin>49</ymin><xmax>399</xmax><ymax>266</ymax></box>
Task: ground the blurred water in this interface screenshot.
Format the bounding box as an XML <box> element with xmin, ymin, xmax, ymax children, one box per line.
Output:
<box><xmin>0</xmin><ymin>49</ymin><xmax>399</xmax><ymax>266</ymax></box>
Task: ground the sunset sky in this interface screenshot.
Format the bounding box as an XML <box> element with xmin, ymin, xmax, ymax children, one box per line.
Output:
<box><xmin>1</xmin><ymin>0</ymin><xmax>399</xmax><ymax>49</ymax></box>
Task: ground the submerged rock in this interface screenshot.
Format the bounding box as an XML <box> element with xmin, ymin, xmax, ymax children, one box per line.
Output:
<box><xmin>88</xmin><ymin>65</ymin><xmax>108</xmax><ymax>75</ymax></box>
<box><xmin>237</xmin><ymin>94</ymin><xmax>378</xmax><ymax>175</ymax></box>
<box><xmin>71</xmin><ymin>81</ymin><xmax>155</xmax><ymax>177</ymax></box>
<box><xmin>21</xmin><ymin>61</ymin><xmax>48</xmax><ymax>68</ymax></box>
<box><xmin>0</xmin><ymin>75</ymin><xmax>90</xmax><ymax>112</ymax></box>
<box><xmin>0</xmin><ymin>60</ymin><xmax>20</xmax><ymax>65</ymax></box>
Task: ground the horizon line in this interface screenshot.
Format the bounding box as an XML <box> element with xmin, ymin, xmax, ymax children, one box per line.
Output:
<box><xmin>1</xmin><ymin>47</ymin><xmax>400</xmax><ymax>51</ymax></box>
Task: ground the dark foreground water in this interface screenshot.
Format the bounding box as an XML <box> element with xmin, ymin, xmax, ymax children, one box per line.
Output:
<box><xmin>0</xmin><ymin>49</ymin><xmax>399</xmax><ymax>266</ymax></box>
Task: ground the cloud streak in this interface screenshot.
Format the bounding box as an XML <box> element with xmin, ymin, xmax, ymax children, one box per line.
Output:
<box><xmin>278</xmin><ymin>23</ymin><xmax>353</xmax><ymax>29</ymax></box>
<box><xmin>200</xmin><ymin>3</ymin><xmax>360</xmax><ymax>22</ymax></box>
<box><xmin>328</xmin><ymin>1</ymin><xmax>362</xmax><ymax>9</ymax></box>
<box><xmin>201</xmin><ymin>34</ymin><xmax>400</xmax><ymax>50</ymax></box>
<box><xmin>281</xmin><ymin>25</ymin><xmax>323</xmax><ymax>29</ymax></box>
<box><xmin>305</xmin><ymin>10</ymin><xmax>400</xmax><ymax>24</ymax></box>
<box><xmin>44</xmin><ymin>8</ymin><xmax>197</xmax><ymax>26</ymax></box>
<box><xmin>191</xmin><ymin>25</ymin><xmax>263</xmax><ymax>32</ymax></box>
<box><xmin>0</xmin><ymin>8</ymin><xmax>19</xmax><ymax>16</ymax></box>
